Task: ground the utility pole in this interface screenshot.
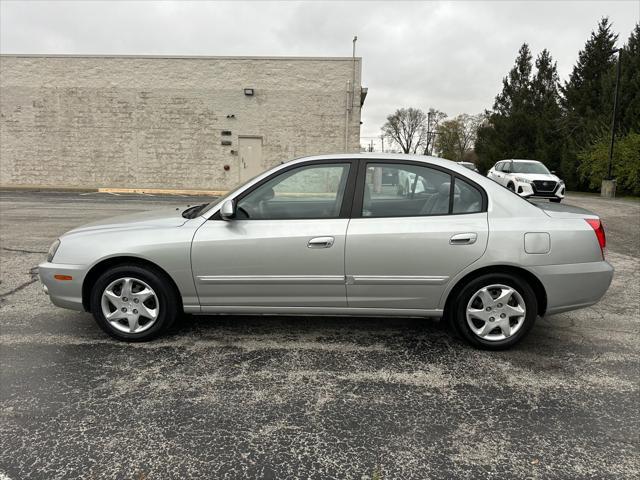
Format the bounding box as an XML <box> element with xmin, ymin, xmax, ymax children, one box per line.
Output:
<box><xmin>380</xmin><ymin>135</ymin><xmax>385</xmax><ymax>153</ymax></box>
<box><xmin>426</xmin><ymin>111</ymin><xmax>434</xmax><ymax>155</ymax></box>
<box><xmin>351</xmin><ymin>36</ymin><xmax>357</xmax><ymax>109</ymax></box>
<box><xmin>602</xmin><ymin>48</ymin><xmax>622</xmax><ymax>198</ymax></box>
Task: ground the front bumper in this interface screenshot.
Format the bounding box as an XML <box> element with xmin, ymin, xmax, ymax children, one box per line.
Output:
<box><xmin>529</xmin><ymin>260</ymin><xmax>614</xmax><ymax>315</ymax></box>
<box><xmin>38</xmin><ymin>262</ymin><xmax>88</xmax><ymax>311</ymax></box>
<box><xmin>516</xmin><ymin>181</ymin><xmax>565</xmax><ymax>199</ymax></box>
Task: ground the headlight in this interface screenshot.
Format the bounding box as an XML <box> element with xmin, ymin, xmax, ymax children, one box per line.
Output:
<box><xmin>47</xmin><ymin>239</ymin><xmax>61</xmax><ymax>262</ymax></box>
<box><xmin>515</xmin><ymin>177</ymin><xmax>532</xmax><ymax>184</ymax></box>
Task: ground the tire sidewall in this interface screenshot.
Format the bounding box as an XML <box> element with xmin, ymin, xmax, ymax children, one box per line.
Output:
<box><xmin>453</xmin><ymin>273</ymin><xmax>538</xmax><ymax>350</ymax></box>
<box><xmin>90</xmin><ymin>265</ymin><xmax>178</xmax><ymax>342</ymax></box>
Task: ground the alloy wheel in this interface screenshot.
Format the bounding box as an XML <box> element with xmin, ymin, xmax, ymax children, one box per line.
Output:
<box><xmin>100</xmin><ymin>277</ymin><xmax>159</xmax><ymax>334</ymax></box>
<box><xmin>466</xmin><ymin>284</ymin><xmax>526</xmax><ymax>341</ymax></box>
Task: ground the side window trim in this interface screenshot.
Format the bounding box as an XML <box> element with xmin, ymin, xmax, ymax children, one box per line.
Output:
<box><xmin>351</xmin><ymin>159</ymin><xmax>488</xmax><ymax>219</ymax></box>
<box><xmin>212</xmin><ymin>159</ymin><xmax>358</xmax><ymax>221</ymax></box>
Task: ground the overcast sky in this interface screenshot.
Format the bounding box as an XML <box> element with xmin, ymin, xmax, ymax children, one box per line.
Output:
<box><xmin>1</xmin><ymin>0</ymin><xmax>638</xmax><ymax>144</ymax></box>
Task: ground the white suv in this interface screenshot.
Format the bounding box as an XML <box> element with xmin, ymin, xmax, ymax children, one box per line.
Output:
<box><xmin>487</xmin><ymin>159</ymin><xmax>565</xmax><ymax>203</ymax></box>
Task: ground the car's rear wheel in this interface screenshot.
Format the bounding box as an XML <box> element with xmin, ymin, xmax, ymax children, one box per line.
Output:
<box><xmin>451</xmin><ymin>273</ymin><xmax>537</xmax><ymax>350</ymax></box>
<box><xmin>89</xmin><ymin>265</ymin><xmax>179</xmax><ymax>341</ymax></box>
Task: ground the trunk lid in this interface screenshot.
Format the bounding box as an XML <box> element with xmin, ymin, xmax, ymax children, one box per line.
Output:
<box><xmin>534</xmin><ymin>201</ymin><xmax>599</xmax><ymax>220</ymax></box>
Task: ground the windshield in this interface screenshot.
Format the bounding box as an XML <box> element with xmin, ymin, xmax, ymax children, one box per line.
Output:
<box><xmin>511</xmin><ymin>162</ymin><xmax>550</xmax><ymax>174</ymax></box>
<box><xmin>196</xmin><ymin>169</ymin><xmax>270</xmax><ymax>217</ymax></box>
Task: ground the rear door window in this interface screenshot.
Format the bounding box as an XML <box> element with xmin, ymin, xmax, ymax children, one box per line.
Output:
<box><xmin>453</xmin><ymin>177</ymin><xmax>483</xmax><ymax>214</ymax></box>
<box><xmin>361</xmin><ymin>163</ymin><xmax>451</xmax><ymax>217</ymax></box>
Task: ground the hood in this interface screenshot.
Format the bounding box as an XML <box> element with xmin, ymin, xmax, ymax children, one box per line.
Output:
<box><xmin>513</xmin><ymin>173</ymin><xmax>561</xmax><ymax>182</ymax></box>
<box><xmin>64</xmin><ymin>207</ymin><xmax>191</xmax><ymax>236</ymax></box>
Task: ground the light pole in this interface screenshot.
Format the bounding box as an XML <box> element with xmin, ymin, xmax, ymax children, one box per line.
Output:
<box><xmin>602</xmin><ymin>48</ymin><xmax>622</xmax><ymax>198</ymax></box>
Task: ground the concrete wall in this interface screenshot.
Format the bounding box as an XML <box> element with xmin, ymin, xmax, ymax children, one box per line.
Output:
<box><xmin>0</xmin><ymin>55</ymin><xmax>363</xmax><ymax>191</ymax></box>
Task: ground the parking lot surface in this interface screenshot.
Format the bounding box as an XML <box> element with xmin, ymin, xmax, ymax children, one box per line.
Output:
<box><xmin>1</xmin><ymin>191</ymin><xmax>639</xmax><ymax>479</ymax></box>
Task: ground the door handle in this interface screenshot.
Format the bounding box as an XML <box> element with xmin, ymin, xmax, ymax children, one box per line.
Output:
<box><xmin>307</xmin><ymin>236</ymin><xmax>335</xmax><ymax>248</ymax></box>
<box><xmin>450</xmin><ymin>233</ymin><xmax>477</xmax><ymax>245</ymax></box>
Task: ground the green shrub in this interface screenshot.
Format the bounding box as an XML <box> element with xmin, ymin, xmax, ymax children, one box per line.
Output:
<box><xmin>578</xmin><ymin>132</ymin><xmax>640</xmax><ymax>195</ymax></box>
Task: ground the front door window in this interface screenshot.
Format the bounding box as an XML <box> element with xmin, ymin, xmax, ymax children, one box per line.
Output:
<box><xmin>236</xmin><ymin>163</ymin><xmax>351</xmax><ymax>219</ymax></box>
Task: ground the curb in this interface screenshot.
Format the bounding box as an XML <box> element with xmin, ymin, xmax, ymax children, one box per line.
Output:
<box><xmin>98</xmin><ymin>188</ymin><xmax>227</xmax><ymax>196</ymax></box>
<box><xmin>0</xmin><ymin>186</ymin><xmax>226</xmax><ymax>196</ymax></box>
<box><xmin>0</xmin><ymin>185</ymin><xmax>97</xmax><ymax>193</ymax></box>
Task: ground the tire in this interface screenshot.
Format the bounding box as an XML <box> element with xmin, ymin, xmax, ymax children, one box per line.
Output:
<box><xmin>89</xmin><ymin>264</ymin><xmax>179</xmax><ymax>342</ymax></box>
<box><xmin>550</xmin><ymin>198</ymin><xmax>562</xmax><ymax>203</ymax></box>
<box><xmin>450</xmin><ymin>273</ymin><xmax>538</xmax><ymax>350</ymax></box>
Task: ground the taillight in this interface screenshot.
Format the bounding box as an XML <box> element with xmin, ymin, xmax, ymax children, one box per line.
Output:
<box><xmin>585</xmin><ymin>218</ymin><xmax>606</xmax><ymax>258</ymax></box>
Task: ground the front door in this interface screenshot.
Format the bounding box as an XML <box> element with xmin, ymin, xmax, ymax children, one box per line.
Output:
<box><xmin>239</xmin><ymin>136</ymin><xmax>263</xmax><ymax>182</ymax></box>
<box><xmin>345</xmin><ymin>161</ymin><xmax>489</xmax><ymax>310</ymax></box>
<box><xmin>191</xmin><ymin>161</ymin><xmax>355</xmax><ymax>307</ymax></box>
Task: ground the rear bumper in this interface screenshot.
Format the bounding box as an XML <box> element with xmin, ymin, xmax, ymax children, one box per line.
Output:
<box><xmin>38</xmin><ymin>262</ymin><xmax>88</xmax><ymax>311</ymax></box>
<box><xmin>529</xmin><ymin>260</ymin><xmax>614</xmax><ymax>315</ymax></box>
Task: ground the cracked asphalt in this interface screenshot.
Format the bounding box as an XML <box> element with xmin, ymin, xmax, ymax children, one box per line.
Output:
<box><xmin>1</xmin><ymin>191</ymin><xmax>638</xmax><ymax>479</ymax></box>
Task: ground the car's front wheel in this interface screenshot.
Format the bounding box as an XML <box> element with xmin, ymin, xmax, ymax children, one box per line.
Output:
<box><xmin>450</xmin><ymin>273</ymin><xmax>538</xmax><ymax>350</ymax></box>
<box><xmin>89</xmin><ymin>264</ymin><xmax>179</xmax><ymax>341</ymax></box>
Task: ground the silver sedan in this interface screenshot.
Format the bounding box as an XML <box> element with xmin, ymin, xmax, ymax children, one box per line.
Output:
<box><xmin>39</xmin><ymin>154</ymin><xmax>613</xmax><ymax>349</ymax></box>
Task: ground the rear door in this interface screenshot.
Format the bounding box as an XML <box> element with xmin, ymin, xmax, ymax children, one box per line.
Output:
<box><xmin>345</xmin><ymin>161</ymin><xmax>489</xmax><ymax>311</ymax></box>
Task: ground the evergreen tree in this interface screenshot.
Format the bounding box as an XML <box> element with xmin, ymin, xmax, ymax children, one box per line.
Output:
<box><xmin>561</xmin><ymin>17</ymin><xmax>618</xmax><ymax>187</ymax></box>
<box><xmin>476</xmin><ymin>43</ymin><xmax>536</xmax><ymax>172</ymax></box>
<box><xmin>618</xmin><ymin>24</ymin><xmax>640</xmax><ymax>134</ymax></box>
<box><xmin>495</xmin><ymin>43</ymin><xmax>534</xmax><ymax>116</ymax></box>
<box><xmin>531</xmin><ymin>49</ymin><xmax>563</xmax><ymax>172</ymax></box>
<box><xmin>577</xmin><ymin>24</ymin><xmax>640</xmax><ymax>195</ymax></box>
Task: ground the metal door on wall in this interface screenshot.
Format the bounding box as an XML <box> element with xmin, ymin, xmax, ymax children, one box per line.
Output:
<box><xmin>239</xmin><ymin>137</ymin><xmax>263</xmax><ymax>182</ymax></box>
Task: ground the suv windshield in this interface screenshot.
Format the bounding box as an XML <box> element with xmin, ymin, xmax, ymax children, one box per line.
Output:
<box><xmin>511</xmin><ymin>162</ymin><xmax>550</xmax><ymax>174</ymax></box>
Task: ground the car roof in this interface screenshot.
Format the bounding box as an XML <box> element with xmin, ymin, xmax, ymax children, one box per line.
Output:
<box><xmin>282</xmin><ymin>153</ymin><xmax>486</xmax><ymax>182</ymax></box>
<box><xmin>291</xmin><ymin>152</ymin><xmax>459</xmax><ymax>169</ymax></box>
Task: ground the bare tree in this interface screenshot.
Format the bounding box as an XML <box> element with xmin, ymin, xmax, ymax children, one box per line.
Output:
<box><xmin>435</xmin><ymin>113</ymin><xmax>485</xmax><ymax>161</ymax></box>
<box><xmin>454</xmin><ymin>113</ymin><xmax>485</xmax><ymax>160</ymax></box>
<box><xmin>381</xmin><ymin>108</ymin><xmax>427</xmax><ymax>154</ymax></box>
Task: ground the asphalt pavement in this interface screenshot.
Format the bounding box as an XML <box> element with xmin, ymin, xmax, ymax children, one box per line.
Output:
<box><xmin>1</xmin><ymin>190</ymin><xmax>638</xmax><ymax>479</ymax></box>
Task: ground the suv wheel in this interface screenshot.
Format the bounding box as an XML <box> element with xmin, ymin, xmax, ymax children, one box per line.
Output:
<box><xmin>451</xmin><ymin>273</ymin><xmax>538</xmax><ymax>350</ymax></box>
<box><xmin>90</xmin><ymin>265</ymin><xmax>179</xmax><ymax>341</ymax></box>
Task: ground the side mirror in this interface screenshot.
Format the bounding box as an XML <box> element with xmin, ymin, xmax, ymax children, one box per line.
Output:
<box><xmin>220</xmin><ymin>200</ymin><xmax>236</xmax><ymax>220</ymax></box>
